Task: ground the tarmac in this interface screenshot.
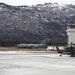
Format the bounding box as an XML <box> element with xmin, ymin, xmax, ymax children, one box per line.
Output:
<box><xmin>0</xmin><ymin>51</ymin><xmax>75</xmax><ymax>75</ymax></box>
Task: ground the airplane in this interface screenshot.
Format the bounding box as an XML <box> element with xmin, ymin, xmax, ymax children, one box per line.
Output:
<box><xmin>17</xmin><ymin>43</ymin><xmax>47</xmax><ymax>48</ymax></box>
<box><xmin>17</xmin><ymin>38</ymin><xmax>49</xmax><ymax>48</ymax></box>
<box><xmin>56</xmin><ymin>43</ymin><xmax>75</xmax><ymax>57</ymax></box>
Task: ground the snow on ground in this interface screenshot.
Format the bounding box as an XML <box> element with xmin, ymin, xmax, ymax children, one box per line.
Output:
<box><xmin>47</xmin><ymin>46</ymin><xmax>64</xmax><ymax>50</ymax></box>
<box><xmin>0</xmin><ymin>51</ymin><xmax>75</xmax><ymax>75</ymax></box>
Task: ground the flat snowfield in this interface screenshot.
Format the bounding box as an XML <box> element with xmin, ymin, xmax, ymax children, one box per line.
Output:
<box><xmin>0</xmin><ymin>51</ymin><xmax>75</xmax><ymax>75</ymax></box>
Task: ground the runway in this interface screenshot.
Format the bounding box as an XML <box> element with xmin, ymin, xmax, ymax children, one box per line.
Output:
<box><xmin>0</xmin><ymin>51</ymin><xmax>75</xmax><ymax>75</ymax></box>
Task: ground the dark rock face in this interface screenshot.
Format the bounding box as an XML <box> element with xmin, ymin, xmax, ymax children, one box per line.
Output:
<box><xmin>0</xmin><ymin>3</ymin><xmax>75</xmax><ymax>44</ymax></box>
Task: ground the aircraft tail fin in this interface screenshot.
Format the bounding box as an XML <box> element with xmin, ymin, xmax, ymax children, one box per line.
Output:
<box><xmin>41</xmin><ymin>38</ymin><xmax>50</xmax><ymax>44</ymax></box>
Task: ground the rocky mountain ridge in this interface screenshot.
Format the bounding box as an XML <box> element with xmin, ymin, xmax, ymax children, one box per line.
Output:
<box><xmin>0</xmin><ymin>3</ymin><xmax>75</xmax><ymax>44</ymax></box>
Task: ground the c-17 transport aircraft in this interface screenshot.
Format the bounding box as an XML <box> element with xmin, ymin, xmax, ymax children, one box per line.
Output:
<box><xmin>17</xmin><ymin>44</ymin><xmax>47</xmax><ymax>48</ymax></box>
<box><xmin>17</xmin><ymin>38</ymin><xmax>49</xmax><ymax>48</ymax></box>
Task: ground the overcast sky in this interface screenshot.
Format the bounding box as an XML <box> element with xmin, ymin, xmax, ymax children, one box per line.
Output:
<box><xmin>0</xmin><ymin>0</ymin><xmax>75</xmax><ymax>6</ymax></box>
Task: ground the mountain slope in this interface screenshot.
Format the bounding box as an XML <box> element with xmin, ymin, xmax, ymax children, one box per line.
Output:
<box><xmin>0</xmin><ymin>3</ymin><xmax>75</xmax><ymax>44</ymax></box>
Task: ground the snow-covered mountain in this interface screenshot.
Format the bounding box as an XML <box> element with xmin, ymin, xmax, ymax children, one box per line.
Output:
<box><xmin>0</xmin><ymin>2</ymin><xmax>75</xmax><ymax>44</ymax></box>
